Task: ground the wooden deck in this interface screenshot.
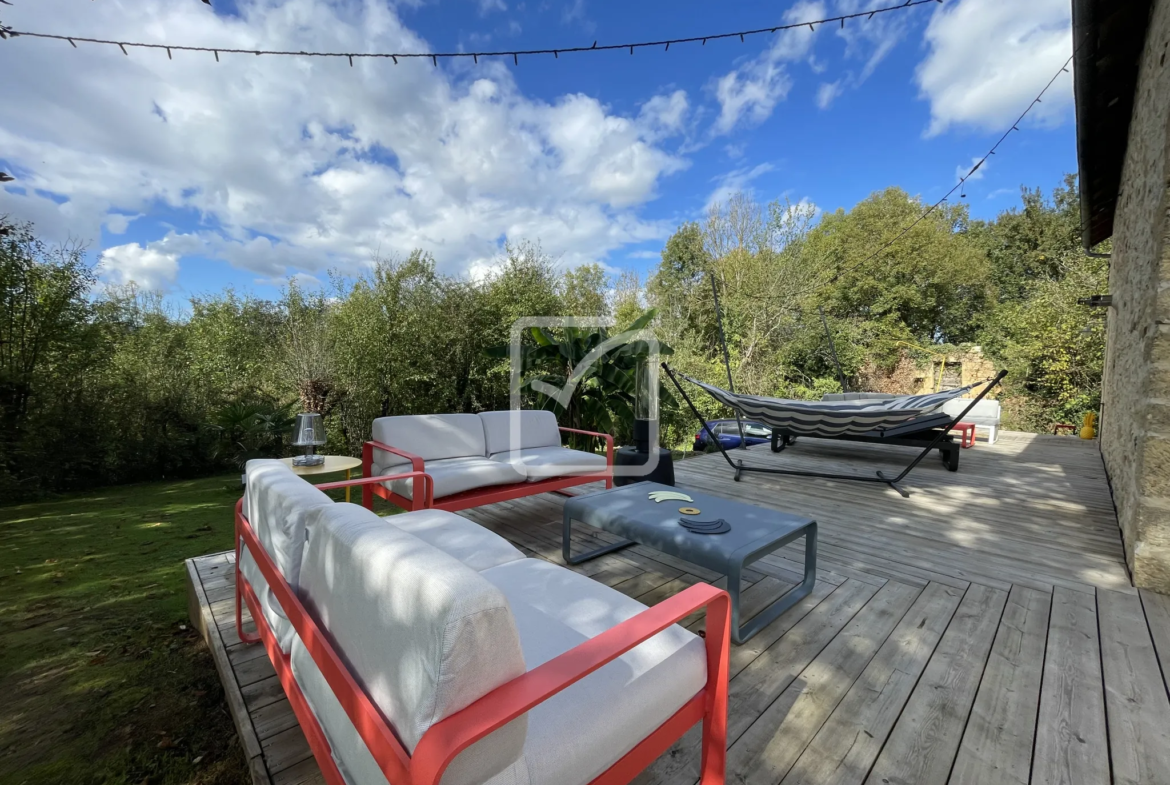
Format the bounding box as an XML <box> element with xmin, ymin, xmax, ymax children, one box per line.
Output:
<box><xmin>187</xmin><ymin>432</ymin><xmax>1170</xmax><ymax>785</ymax></box>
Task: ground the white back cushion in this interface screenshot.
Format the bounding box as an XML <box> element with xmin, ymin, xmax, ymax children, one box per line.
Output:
<box><xmin>297</xmin><ymin>502</ymin><xmax>527</xmax><ymax>778</ymax></box>
<box><xmin>370</xmin><ymin>414</ymin><xmax>487</xmax><ymax>471</ymax></box>
<box><xmin>243</xmin><ymin>459</ymin><xmax>333</xmax><ymax>588</ymax></box>
<box><xmin>941</xmin><ymin>398</ymin><xmax>1002</xmax><ymax>420</ymax></box>
<box><xmin>479</xmin><ymin>410</ymin><xmax>561</xmax><ymax>456</ymax></box>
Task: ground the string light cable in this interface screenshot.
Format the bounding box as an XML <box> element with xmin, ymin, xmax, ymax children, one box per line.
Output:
<box><xmin>784</xmin><ymin>47</ymin><xmax>1078</xmax><ymax>305</ymax></box>
<box><xmin>0</xmin><ymin>0</ymin><xmax>940</xmax><ymax>64</ymax></box>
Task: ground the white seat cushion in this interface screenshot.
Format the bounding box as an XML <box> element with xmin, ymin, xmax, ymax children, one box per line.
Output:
<box><xmin>388</xmin><ymin>456</ymin><xmax>525</xmax><ymax>500</ymax></box>
<box><xmin>480</xmin><ymin>559</ymin><xmax>707</xmax><ymax>785</ymax></box>
<box><xmin>370</xmin><ymin>414</ymin><xmax>488</xmax><ymax>474</ymax></box>
<box><xmin>241</xmin><ymin>459</ymin><xmax>333</xmax><ymax>653</ymax></box>
<box><xmin>383</xmin><ymin>509</ymin><xmax>526</xmax><ymax>571</ymax></box>
<box><xmin>479</xmin><ymin>410</ymin><xmax>562</xmax><ymax>456</ymax></box>
<box><xmin>489</xmin><ymin>446</ymin><xmax>607</xmax><ymax>482</ymax></box>
<box><xmin>295</xmin><ymin>502</ymin><xmax>528</xmax><ymax>785</ymax></box>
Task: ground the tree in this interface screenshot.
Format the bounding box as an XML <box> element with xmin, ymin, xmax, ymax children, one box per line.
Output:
<box><xmin>559</xmin><ymin>263</ymin><xmax>609</xmax><ymax>318</ymax></box>
<box><xmin>0</xmin><ymin>219</ymin><xmax>99</xmax><ymax>492</ymax></box>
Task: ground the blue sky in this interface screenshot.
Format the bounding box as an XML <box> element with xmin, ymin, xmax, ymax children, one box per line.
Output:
<box><xmin>0</xmin><ymin>0</ymin><xmax>1075</xmax><ymax>302</ymax></box>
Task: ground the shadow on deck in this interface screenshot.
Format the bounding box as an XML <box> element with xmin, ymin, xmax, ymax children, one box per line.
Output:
<box><xmin>187</xmin><ymin>431</ymin><xmax>1170</xmax><ymax>785</ymax></box>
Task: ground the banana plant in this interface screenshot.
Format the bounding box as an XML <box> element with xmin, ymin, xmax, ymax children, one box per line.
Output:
<box><xmin>209</xmin><ymin>400</ymin><xmax>296</xmax><ymax>468</ymax></box>
<box><xmin>485</xmin><ymin>309</ymin><xmax>674</xmax><ymax>446</ymax></box>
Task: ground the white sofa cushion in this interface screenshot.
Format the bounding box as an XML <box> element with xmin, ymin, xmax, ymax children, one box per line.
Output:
<box><xmin>296</xmin><ymin>502</ymin><xmax>528</xmax><ymax>783</ymax></box>
<box><xmin>383</xmin><ymin>509</ymin><xmax>526</xmax><ymax>572</ymax></box>
<box><xmin>480</xmin><ymin>558</ymin><xmax>707</xmax><ymax>785</ymax></box>
<box><xmin>479</xmin><ymin>410</ymin><xmax>562</xmax><ymax>457</ymax></box>
<box><xmin>388</xmin><ymin>456</ymin><xmax>525</xmax><ymax>500</ymax></box>
<box><xmin>243</xmin><ymin>459</ymin><xmax>333</xmax><ymax>586</ymax></box>
<box><xmin>240</xmin><ymin>459</ymin><xmax>333</xmax><ymax>651</ymax></box>
<box><xmin>941</xmin><ymin>398</ymin><xmax>1002</xmax><ymax>427</ymax></box>
<box><xmin>370</xmin><ymin>414</ymin><xmax>488</xmax><ymax>473</ymax></box>
<box><xmin>490</xmin><ymin>446</ymin><xmax>607</xmax><ymax>482</ymax></box>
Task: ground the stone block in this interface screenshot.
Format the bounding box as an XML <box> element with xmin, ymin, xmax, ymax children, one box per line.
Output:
<box><xmin>1135</xmin><ymin>499</ymin><xmax>1170</xmax><ymax>593</ymax></box>
<box><xmin>1139</xmin><ymin>435</ymin><xmax>1170</xmax><ymax>497</ymax></box>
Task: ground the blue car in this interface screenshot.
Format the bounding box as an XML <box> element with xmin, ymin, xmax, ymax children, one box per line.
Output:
<box><xmin>693</xmin><ymin>419</ymin><xmax>773</xmax><ymax>451</ymax></box>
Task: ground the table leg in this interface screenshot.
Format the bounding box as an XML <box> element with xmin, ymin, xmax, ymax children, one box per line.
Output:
<box><xmin>345</xmin><ymin>468</ymin><xmax>351</xmax><ymax>503</ymax></box>
<box><xmin>730</xmin><ymin>522</ymin><xmax>817</xmax><ymax>644</ymax></box>
<box><xmin>561</xmin><ymin>512</ymin><xmax>636</xmax><ymax>565</ymax></box>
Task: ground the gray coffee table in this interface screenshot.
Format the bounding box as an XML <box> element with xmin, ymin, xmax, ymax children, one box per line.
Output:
<box><xmin>563</xmin><ymin>482</ymin><xmax>816</xmax><ymax>644</ymax></box>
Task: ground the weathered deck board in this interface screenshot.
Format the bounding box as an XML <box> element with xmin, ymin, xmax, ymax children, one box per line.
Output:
<box><xmin>1098</xmin><ymin>589</ymin><xmax>1170</xmax><ymax>784</ymax></box>
<box><xmin>1032</xmin><ymin>586</ymin><xmax>1110</xmax><ymax>785</ymax></box>
<box><xmin>864</xmin><ymin>584</ymin><xmax>1007</xmax><ymax>785</ymax></box>
<box><xmin>949</xmin><ymin>585</ymin><xmax>1051</xmax><ymax>785</ymax></box>
<box><xmin>187</xmin><ymin>431</ymin><xmax>1170</xmax><ymax>785</ymax></box>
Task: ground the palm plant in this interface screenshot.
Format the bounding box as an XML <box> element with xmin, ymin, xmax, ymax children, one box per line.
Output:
<box><xmin>487</xmin><ymin>309</ymin><xmax>674</xmax><ymax>446</ymax></box>
<box><xmin>210</xmin><ymin>400</ymin><xmax>296</xmax><ymax>468</ymax></box>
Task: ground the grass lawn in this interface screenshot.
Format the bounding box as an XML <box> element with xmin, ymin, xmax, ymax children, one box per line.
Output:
<box><xmin>0</xmin><ymin>472</ymin><xmax>384</xmax><ymax>784</ymax></box>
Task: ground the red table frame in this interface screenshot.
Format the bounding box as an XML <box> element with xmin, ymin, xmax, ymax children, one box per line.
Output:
<box><xmin>361</xmin><ymin>427</ymin><xmax>615</xmax><ymax>512</ymax></box>
<box><xmin>233</xmin><ymin>473</ymin><xmax>731</xmax><ymax>785</ymax></box>
<box><xmin>951</xmin><ymin>422</ymin><xmax>977</xmax><ymax>448</ymax></box>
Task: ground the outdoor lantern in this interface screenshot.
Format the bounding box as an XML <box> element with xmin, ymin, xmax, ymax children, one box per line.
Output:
<box><xmin>633</xmin><ymin>357</ymin><xmax>659</xmax><ymax>453</ymax></box>
<box><xmin>614</xmin><ymin>356</ymin><xmax>675</xmax><ymax>487</ymax></box>
<box><xmin>291</xmin><ymin>412</ymin><xmax>326</xmax><ymax>466</ymax></box>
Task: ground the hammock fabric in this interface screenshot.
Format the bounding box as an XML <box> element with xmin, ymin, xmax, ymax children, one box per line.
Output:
<box><xmin>678</xmin><ymin>373</ymin><xmax>982</xmax><ymax>438</ymax></box>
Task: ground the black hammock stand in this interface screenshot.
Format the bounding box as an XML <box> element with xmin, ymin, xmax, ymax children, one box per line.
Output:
<box><xmin>662</xmin><ymin>362</ymin><xmax>1007</xmax><ymax>498</ymax></box>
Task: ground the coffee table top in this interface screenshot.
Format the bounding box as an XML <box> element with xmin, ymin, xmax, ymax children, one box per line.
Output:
<box><xmin>564</xmin><ymin>482</ymin><xmax>814</xmax><ymax>571</ymax></box>
<box><xmin>279</xmin><ymin>455</ymin><xmax>362</xmax><ymax>476</ymax></box>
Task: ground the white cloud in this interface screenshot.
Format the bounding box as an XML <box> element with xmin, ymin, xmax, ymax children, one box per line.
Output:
<box><xmin>816</xmin><ymin>80</ymin><xmax>844</xmax><ymax>109</ymax></box>
<box><xmin>834</xmin><ymin>0</ymin><xmax>914</xmax><ymax>82</ymax></box>
<box><xmin>638</xmin><ymin>91</ymin><xmax>689</xmax><ymax>141</ymax></box>
<box><xmin>705</xmin><ymin>163</ymin><xmax>776</xmax><ymax>211</ymax></box>
<box><xmin>99</xmin><ymin>242</ymin><xmax>180</xmax><ymax>291</ymax></box>
<box><xmin>625</xmin><ymin>250</ymin><xmax>660</xmax><ymax>260</ymax></box>
<box><xmin>955</xmin><ymin>156</ymin><xmax>987</xmax><ymax>183</ymax></box>
<box><xmin>0</xmin><ymin>0</ymin><xmax>690</xmax><ymax>282</ymax></box>
<box><xmin>916</xmin><ymin>0</ymin><xmax>1073</xmax><ymax>136</ymax></box>
<box><xmin>477</xmin><ymin>0</ymin><xmax>507</xmax><ymax>14</ymax></box>
<box><xmin>710</xmin><ymin>1</ymin><xmax>824</xmax><ymax>135</ymax></box>
<box><xmin>103</xmin><ymin>213</ymin><xmax>141</xmax><ymax>234</ymax></box>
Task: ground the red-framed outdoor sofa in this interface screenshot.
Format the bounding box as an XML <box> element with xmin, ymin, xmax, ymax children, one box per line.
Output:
<box><xmin>361</xmin><ymin>411</ymin><xmax>614</xmax><ymax>512</ymax></box>
<box><xmin>233</xmin><ymin>461</ymin><xmax>730</xmax><ymax>785</ymax></box>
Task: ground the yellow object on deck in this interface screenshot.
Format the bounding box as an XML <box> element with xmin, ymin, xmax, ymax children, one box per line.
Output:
<box><xmin>1081</xmin><ymin>412</ymin><xmax>1097</xmax><ymax>440</ymax></box>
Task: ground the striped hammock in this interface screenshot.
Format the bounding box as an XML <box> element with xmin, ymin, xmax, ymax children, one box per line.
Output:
<box><xmin>681</xmin><ymin>373</ymin><xmax>982</xmax><ymax>438</ymax></box>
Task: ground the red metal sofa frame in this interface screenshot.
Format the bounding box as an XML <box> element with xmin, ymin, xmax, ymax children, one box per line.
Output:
<box><xmin>233</xmin><ymin>473</ymin><xmax>730</xmax><ymax>785</ymax></box>
<box><xmin>360</xmin><ymin>427</ymin><xmax>614</xmax><ymax>512</ymax></box>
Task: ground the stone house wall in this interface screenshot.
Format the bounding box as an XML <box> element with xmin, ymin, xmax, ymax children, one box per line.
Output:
<box><xmin>1101</xmin><ymin>0</ymin><xmax>1170</xmax><ymax>592</ymax></box>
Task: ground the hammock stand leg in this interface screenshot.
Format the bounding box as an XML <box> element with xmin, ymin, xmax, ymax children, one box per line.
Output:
<box><xmin>663</xmin><ymin>364</ymin><xmax>1007</xmax><ymax>499</ymax></box>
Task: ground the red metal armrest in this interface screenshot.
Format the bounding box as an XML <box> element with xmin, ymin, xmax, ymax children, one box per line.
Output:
<box><xmin>559</xmin><ymin>426</ymin><xmax>616</xmax><ymax>467</ymax></box>
<box><xmin>362</xmin><ymin>441</ymin><xmax>429</xmax><ymax>510</ymax></box>
<box><xmin>411</xmin><ymin>583</ymin><xmax>731</xmax><ymax>785</ymax></box>
<box><xmin>364</xmin><ymin>439</ymin><xmax>425</xmax><ymax>472</ymax></box>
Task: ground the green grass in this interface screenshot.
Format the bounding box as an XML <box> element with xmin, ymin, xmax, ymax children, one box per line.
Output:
<box><xmin>0</xmin><ymin>474</ymin><xmax>255</xmax><ymax>784</ymax></box>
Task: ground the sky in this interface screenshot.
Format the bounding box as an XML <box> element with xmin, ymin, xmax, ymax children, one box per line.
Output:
<box><xmin>0</xmin><ymin>0</ymin><xmax>1076</xmax><ymax>301</ymax></box>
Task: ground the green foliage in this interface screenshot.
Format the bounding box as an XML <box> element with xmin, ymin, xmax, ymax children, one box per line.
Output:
<box><xmin>647</xmin><ymin>177</ymin><xmax>1105</xmax><ymax>439</ymax></box>
<box><xmin>0</xmin><ymin>176</ymin><xmax>1110</xmax><ymax>496</ymax></box>
<box><xmin>209</xmin><ymin>399</ymin><xmax>295</xmax><ymax>468</ymax></box>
